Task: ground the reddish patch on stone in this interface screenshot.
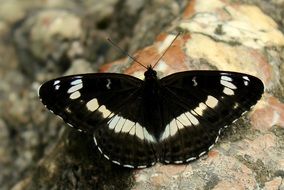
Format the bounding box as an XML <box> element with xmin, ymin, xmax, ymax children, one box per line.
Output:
<box><xmin>99</xmin><ymin>58</ymin><xmax>128</xmax><ymax>73</ymax></box>
<box><xmin>124</xmin><ymin>34</ymin><xmax>190</xmax><ymax>76</ymax></box>
<box><xmin>208</xmin><ymin>149</ymin><xmax>219</xmax><ymax>159</ymax></box>
<box><xmin>251</xmin><ymin>95</ymin><xmax>284</xmax><ymax>131</ymax></box>
<box><xmin>42</xmin><ymin>17</ymin><xmax>52</xmax><ymax>27</ymax></box>
<box><xmin>124</xmin><ymin>45</ymin><xmax>159</xmax><ymax>75</ymax></box>
<box><xmin>264</xmin><ymin>177</ymin><xmax>282</xmax><ymax>190</ymax></box>
<box><xmin>248</xmin><ymin>49</ymin><xmax>272</xmax><ymax>84</ymax></box>
<box><xmin>150</xmin><ymin>174</ymin><xmax>168</xmax><ymax>187</ymax></box>
<box><xmin>99</xmin><ymin>33</ymin><xmax>191</xmax><ymax>77</ymax></box>
<box><xmin>98</xmin><ymin>62</ymin><xmax>113</xmax><ymax>73</ymax></box>
<box><xmin>213</xmin><ymin>180</ymin><xmax>244</xmax><ymax>190</ymax></box>
<box><xmin>161</xmin><ymin>35</ymin><xmax>189</xmax><ymax>73</ymax></box>
<box><xmin>156</xmin><ymin>164</ymin><xmax>186</xmax><ymax>176</ymax></box>
<box><xmin>155</xmin><ymin>33</ymin><xmax>168</xmax><ymax>42</ymax></box>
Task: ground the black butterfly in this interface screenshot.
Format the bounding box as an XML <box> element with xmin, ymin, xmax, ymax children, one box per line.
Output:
<box><xmin>39</xmin><ymin>65</ymin><xmax>264</xmax><ymax>168</ymax></box>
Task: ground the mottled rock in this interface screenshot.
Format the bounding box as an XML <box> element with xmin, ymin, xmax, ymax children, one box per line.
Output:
<box><xmin>29</xmin><ymin>10</ymin><xmax>83</xmax><ymax>60</ymax></box>
<box><xmin>0</xmin><ymin>0</ymin><xmax>283</xmax><ymax>190</ymax></box>
<box><xmin>263</xmin><ymin>177</ymin><xmax>283</xmax><ymax>190</ymax></box>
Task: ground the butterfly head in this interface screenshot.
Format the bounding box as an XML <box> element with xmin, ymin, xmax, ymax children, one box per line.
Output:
<box><xmin>144</xmin><ymin>66</ymin><xmax>157</xmax><ymax>81</ymax></box>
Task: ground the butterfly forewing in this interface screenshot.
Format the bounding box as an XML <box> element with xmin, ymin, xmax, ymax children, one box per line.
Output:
<box><xmin>39</xmin><ymin>73</ymin><xmax>142</xmax><ymax>132</ymax></box>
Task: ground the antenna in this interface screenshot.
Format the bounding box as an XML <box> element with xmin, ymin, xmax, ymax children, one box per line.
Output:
<box><xmin>107</xmin><ymin>32</ymin><xmax>180</xmax><ymax>70</ymax></box>
<box><xmin>107</xmin><ymin>38</ymin><xmax>147</xmax><ymax>69</ymax></box>
<box><xmin>152</xmin><ymin>33</ymin><xmax>180</xmax><ymax>68</ymax></box>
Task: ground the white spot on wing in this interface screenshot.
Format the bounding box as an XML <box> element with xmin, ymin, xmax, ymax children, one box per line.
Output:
<box><xmin>221</xmin><ymin>80</ymin><xmax>237</xmax><ymax>89</ymax></box>
<box><xmin>123</xmin><ymin>164</ymin><xmax>134</xmax><ymax>168</ymax></box>
<box><xmin>97</xmin><ymin>146</ymin><xmax>103</xmax><ymax>154</ymax></box>
<box><xmin>241</xmin><ymin>111</ymin><xmax>248</xmax><ymax>116</ymax></box>
<box><xmin>186</xmin><ymin>157</ymin><xmax>196</xmax><ymax>162</ymax></box>
<box><xmin>66</xmin><ymin>122</ymin><xmax>73</xmax><ymax>128</ymax></box>
<box><xmin>108</xmin><ymin>115</ymin><xmax>120</xmax><ymax>129</ymax></box>
<box><xmin>208</xmin><ymin>144</ymin><xmax>214</xmax><ymax>150</ymax></box>
<box><xmin>177</xmin><ymin>113</ymin><xmax>192</xmax><ymax>126</ymax></box>
<box><xmin>68</xmin><ymin>83</ymin><xmax>83</xmax><ymax>93</ymax></box>
<box><xmin>97</xmin><ymin>105</ymin><xmax>111</xmax><ymax>118</ymax></box>
<box><xmin>215</xmin><ymin>135</ymin><xmax>219</xmax><ymax>143</ymax></box>
<box><xmin>164</xmin><ymin>160</ymin><xmax>170</xmax><ymax>164</ymax></box>
<box><xmin>54</xmin><ymin>80</ymin><xmax>60</xmax><ymax>85</ymax></box>
<box><xmin>194</xmin><ymin>102</ymin><xmax>207</xmax><ymax>115</ymax></box>
<box><xmin>93</xmin><ymin>136</ymin><xmax>97</xmax><ymax>145</ymax></box>
<box><xmin>160</xmin><ymin>110</ymin><xmax>201</xmax><ymax>141</ymax></box>
<box><xmin>174</xmin><ymin>160</ymin><xmax>183</xmax><ymax>164</ymax></box>
<box><xmin>70</xmin><ymin>91</ymin><xmax>81</xmax><ymax>99</ymax></box>
<box><xmin>135</xmin><ymin>123</ymin><xmax>144</xmax><ymax>140</ymax></box>
<box><xmin>205</xmin><ymin>95</ymin><xmax>218</xmax><ymax>108</ymax></box>
<box><xmin>176</xmin><ymin>119</ymin><xmax>184</xmax><ymax>130</ymax></box>
<box><xmin>71</xmin><ymin>79</ymin><xmax>82</xmax><ymax>85</ymax></box>
<box><xmin>143</xmin><ymin>127</ymin><xmax>156</xmax><ymax>142</ymax></box>
<box><xmin>86</xmin><ymin>98</ymin><xmax>99</xmax><ymax>111</ymax></box>
<box><xmin>129</xmin><ymin>125</ymin><xmax>135</xmax><ymax>135</ymax></box>
<box><xmin>104</xmin><ymin>154</ymin><xmax>110</xmax><ymax>160</ymax></box>
<box><xmin>233</xmin><ymin>102</ymin><xmax>239</xmax><ymax>109</ymax></box>
<box><xmin>108</xmin><ymin>113</ymin><xmax>114</xmax><ymax>118</ymax></box>
<box><xmin>160</xmin><ymin>124</ymin><xmax>170</xmax><ymax>141</ymax></box>
<box><xmin>55</xmin><ymin>85</ymin><xmax>60</xmax><ymax>90</ymax></box>
<box><xmin>199</xmin><ymin>151</ymin><xmax>206</xmax><ymax>157</ymax></box>
<box><xmin>107</xmin><ymin>115</ymin><xmax>155</xmax><ymax>142</ymax></box>
<box><xmin>244</xmin><ymin>81</ymin><xmax>249</xmax><ymax>86</ymax></box>
<box><xmin>223</xmin><ymin>87</ymin><xmax>234</xmax><ymax>95</ymax></box>
<box><xmin>121</xmin><ymin>119</ymin><xmax>135</xmax><ymax>133</ymax></box>
<box><xmin>221</xmin><ymin>75</ymin><xmax>232</xmax><ymax>81</ymax></box>
<box><xmin>106</xmin><ymin>79</ymin><xmax>111</xmax><ymax>89</ymax></box>
<box><xmin>114</xmin><ymin>117</ymin><xmax>125</xmax><ymax>133</ymax></box>
<box><xmin>186</xmin><ymin>112</ymin><xmax>199</xmax><ymax>125</ymax></box>
<box><xmin>192</xmin><ymin>77</ymin><xmax>198</xmax><ymax>86</ymax></box>
<box><xmin>243</xmin><ymin>76</ymin><xmax>250</xmax><ymax>81</ymax></box>
<box><xmin>65</xmin><ymin>107</ymin><xmax>72</xmax><ymax>114</ymax></box>
<box><xmin>134</xmin><ymin>123</ymin><xmax>156</xmax><ymax>142</ymax></box>
<box><xmin>160</xmin><ymin>118</ymin><xmax>187</xmax><ymax>141</ymax></box>
<box><xmin>112</xmin><ymin>160</ymin><xmax>121</xmax><ymax>165</ymax></box>
<box><xmin>137</xmin><ymin>165</ymin><xmax>147</xmax><ymax>169</ymax></box>
<box><xmin>169</xmin><ymin>120</ymin><xmax>178</xmax><ymax>137</ymax></box>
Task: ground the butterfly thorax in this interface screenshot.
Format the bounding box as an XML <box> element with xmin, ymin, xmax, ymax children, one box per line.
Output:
<box><xmin>144</xmin><ymin>66</ymin><xmax>157</xmax><ymax>80</ymax></box>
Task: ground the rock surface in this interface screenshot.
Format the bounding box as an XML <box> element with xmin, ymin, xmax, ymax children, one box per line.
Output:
<box><xmin>0</xmin><ymin>0</ymin><xmax>283</xmax><ymax>190</ymax></box>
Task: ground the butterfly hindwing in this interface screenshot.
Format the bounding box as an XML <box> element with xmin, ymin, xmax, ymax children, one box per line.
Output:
<box><xmin>94</xmin><ymin>117</ymin><xmax>157</xmax><ymax>168</ymax></box>
<box><xmin>92</xmin><ymin>85</ymin><xmax>158</xmax><ymax>168</ymax></box>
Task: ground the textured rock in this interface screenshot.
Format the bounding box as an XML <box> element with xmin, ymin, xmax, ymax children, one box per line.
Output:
<box><xmin>0</xmin><ymin>0</ymin><xmax>283</xmax><ymax>190</ymax></box>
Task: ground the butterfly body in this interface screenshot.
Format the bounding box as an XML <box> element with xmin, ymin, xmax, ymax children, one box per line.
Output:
<box><xmin>39</xmin><ymin>66</ymin><xmax>264</xmax><ymax>168</ymax></box>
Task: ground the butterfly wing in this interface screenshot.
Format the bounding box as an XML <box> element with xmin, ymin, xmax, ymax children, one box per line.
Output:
<box><xmin>39</xmin><ymin>73</ymin><xmax>157</xmax><ymax>168</ymax></box>
<box><xmin>158</xmin><ymin>71</ymin><xmax>264</xmax><ymax>163</ymax></box>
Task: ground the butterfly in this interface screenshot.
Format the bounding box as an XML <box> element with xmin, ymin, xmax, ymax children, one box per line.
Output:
<box><xmin>38</xmin><ymin>35</ymin><xmax>264</xmax><ymax>169</ymax></box>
